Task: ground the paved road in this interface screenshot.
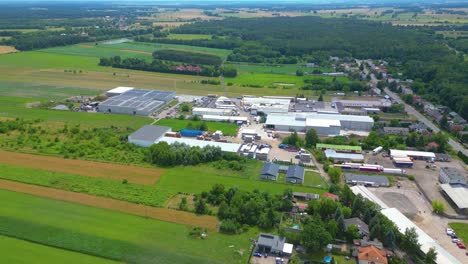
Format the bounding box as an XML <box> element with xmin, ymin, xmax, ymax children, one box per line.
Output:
<box><xmin>384</xmin><ymin>88</ymin><xmax>468</xmax><ymax>156</ymax></box>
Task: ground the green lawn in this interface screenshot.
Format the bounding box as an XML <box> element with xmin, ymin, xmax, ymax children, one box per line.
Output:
<box><xmin>303</xmin><ymin>171</ymin><xmax>328</xmax><ymax>189</ymax></box>
<box><xmin>0</xmin><ymin>51</ymin><xmax>100</xmax><ymax>70</ymax></box>
<box><xmin>0</xmin><ymin>96</ymin><xmax>151</xmax><ymax>128</ymax></box>
<box><xmin>167</xmin><ymin>34</ymin><xmax>212</xmax><ymax>40</ymax></box>
<box><xmin>0</xmin><ymin>235</ymin><xmax>120</xmax><ymax>264</ymax></box>
<box><xmin>449</xmin><ymin>222</ymin><xmax>468</xmax><ymax>244</ymax></box>
<box><xmin>226</xmin><ymin>63</ymin><xmax>332</xmax><ymax>74</ymax></box>
<box><xmin>156</xmin><ymin>118</ymin><xmax>238</xmax><ymax>136</ymax></box>
<box><xmin>0</xmin><ymin>189</ymin><xmax>254</xmax><ymax>264</ymax></box>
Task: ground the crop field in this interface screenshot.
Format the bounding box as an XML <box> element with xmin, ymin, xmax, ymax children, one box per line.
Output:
<box><xmin>0</xmin><ymin>189</ymin><xmax>254</xmax><ymax>264</ymax></box>
<box><xmin>0</xmin><ymin>235</ymin><xmax>120</xmax><ymax>264</ymax></box>
<box><xmin>0</xmin><ymin>97</ymin><xmax>151</xmax><ymax>128</ymax></box>
<box><xmin>0</xmin><ymin>179</ymin><xmax>217</xmax><ymax>229</ymax></box>
<box><xmin>0</xmin><ymin>81</ymin><xmax>99</xmax><ymax>99</ymax></box>
<box><xmin>156</xmin><ymin>118</ymin><xmax>238</xmax><ymax>136</ymax></box>
<box><xmin>0</xmin><ymin>150</ymin><xmax>164</xmax><ymax>185</ymax></box>
<box><xmin>0</xmin><ymin>45</ymin><xmax>18</xmax><ymax>54</ymax></box>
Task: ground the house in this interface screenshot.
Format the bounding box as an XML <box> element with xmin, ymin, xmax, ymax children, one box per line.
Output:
<box><xmin>260</xmin><ymin>162</ymin><xmax>280</xmax><ymax>181</ymax></box>
<box><xmin>408</xmin><ymin>123</ymin><xmax>428</xmax><ymax>134</ymax></box>
<box><xmin>257</xmin><ymin>234</ymin><xmax>293</xmax><ymax>255</ymax></box>
<box><xmin>322</xmin><ymin>192</ymin><xmax>339</xmax><ymax>201</ymax></box>
<box><xmin>382</xmin><ymin>127</ymin><xmax>409</xmax><ymax>136</ymax></box>
<box><xmin>293</xmin><ymin>192</ymin><xmax>320</xmax><ymax>201</ymax></box>
<box><xmin>427</xmin><ymin>141</ymin><xmax>440</xmax><ymax>150</ymax></box>
<box><xmin>286</xmin><ymin>165</ymin><xmax>305</xmax><ymax>184</ymax></box>
<box><xmin>450</xmin><ymin>124</ymin><xmax>465</xmax><ymax>132</ymax></box>
<box><xmin>357</xmin><ymin>245</ymin><xmax>388</xmax><ymax>264</ymax></box>
<box><xmin>439</xmin><ymin>167</ymin><xmax>466</xmax><ymax>186</ymax></box>
<box><xmin>344</xmin><ymin>217</ymin><xmax>369</xmax><ymax>236</ymax></box>
<box><xmin>449</xmin><ymin>112</ymin><xmax>467</xmax><ymax>125</ymax></box>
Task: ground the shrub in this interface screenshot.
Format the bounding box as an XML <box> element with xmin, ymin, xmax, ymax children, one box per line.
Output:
<box><xmin>407</xmin><ymin>175</ymin><xmax>415</xmax><ymax>181</ymax></box>
<box><xmin>220</xmin><ymin>219</ymin><xmax>240</xmax><ymax>234</ymax></box>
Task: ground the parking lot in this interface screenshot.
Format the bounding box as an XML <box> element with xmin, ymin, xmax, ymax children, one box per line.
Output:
<box><xmin>251</xmin><ymin>255</ymin><xmax>288</xmax><ymax>264</ymax></box>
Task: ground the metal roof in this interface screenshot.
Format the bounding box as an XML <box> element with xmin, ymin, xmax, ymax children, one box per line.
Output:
<box><xmin>265</xmin><ymin>113</ymin><xmax>374</xmax><ymax>127</ymax></box>
<box><xmin>286</xmin><ymin>165</ymin><xmax>305</xmax><ymax>180</ymax></box>
<box><xmin>345</xmin><ymin>174</ymin><xmax>390</xmax><ymax>186</ymax></box>
<box><xmin>316</xmin><ymin>143</ymin><xmax>362</xmax><ymax>151</ymax></box>
<box><xmin>261</xmin><ymin>162</ymin><xmax>280</xmax><ymax>177</ymax></box>
<box><xmin>100</xmin><ymin>89</ymin><xmax>175</xmax><ymax>113</ymax></box>
<box><xmin>106</xmin><ymin>86</ymin><xmax>134</xmax><ymax>95</ymax></box>
<box><xmin>440</xmin><ymin>184</ymin><xmax>468</xmax><ymax>209</ymax></box>
<box><xmin>156</xmin><ymin>136</ymin><xmax>241</xmax><ymax>153</ymax></box>
<box><xmin>390</xmin><ymin>149</ymin><xmax>435</xmax><ymax>158</ymax></box>
<box><xmin>128</xmin><ymin>125</ymin><xmax>171</xmax><ymax>143</ymax></box>
<box><xmin>440</xmin><ymin>167</ymin><xmax>466</xmax><ymax>183</ymax></box>
<box><xmin>350</xmin><ymin>185</ymin><xmax>389</xmax><ymax>209</ymax></box>
<box><xmin>257</xmin><ymin>234</ymin><xmax>285</xmax><ymax>253</ymax></box>
<box><xmin>324</xmin><ymin>150</ymin><xmax>364</xmax><ymax>161</ymax></box>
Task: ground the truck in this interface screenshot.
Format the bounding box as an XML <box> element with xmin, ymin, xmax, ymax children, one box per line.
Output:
<box><xmin>359</xmin><ymin>166</ymin><xmax>383</xmax><ymax>172</ymax></box>
<box><xmin>373</xmin><ymin>146</ymin><xmax>383</xmax><ymax>155</ymax></box>
<box><xmin>383</xmin><ymin>168</ymin><xmax>406</xmax><ymax>175</ymax></box>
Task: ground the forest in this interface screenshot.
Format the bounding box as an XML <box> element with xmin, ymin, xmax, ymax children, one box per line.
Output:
<box><xmin>152</xmin><ymin>49</ymin><xmax>223</xmax><ymax>66</ymax></box>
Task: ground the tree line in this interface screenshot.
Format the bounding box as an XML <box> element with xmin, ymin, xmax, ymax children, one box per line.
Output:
<box><xmin>152</xmin><ymin>49</ymin><xmax>223</xmax><ymax>66</ymax></box>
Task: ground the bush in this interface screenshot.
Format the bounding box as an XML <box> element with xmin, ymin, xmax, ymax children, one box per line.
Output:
<box><xmin>407</xmin><ymin>175</ymin><xmax>415</xmax><ymax>181</ymax></box>
<box><xmin>432</xmin><ymin>200</ymin><xmax>445</xmax><ymax>214</ymax></box>
<box><xmin>220</xmin><ymin>219</ymin><xmax>240</xmax><ymax>234</ymax></box>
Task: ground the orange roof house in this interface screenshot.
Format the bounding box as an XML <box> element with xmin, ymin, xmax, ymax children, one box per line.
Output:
<box><xmin>358</xmin><ymin>245</ymin><xmax>388</xmax><ymax>264</ymax></box>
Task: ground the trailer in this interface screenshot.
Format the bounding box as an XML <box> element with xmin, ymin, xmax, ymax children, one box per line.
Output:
<box><xmin>359</xmin><ymin>166</ymin><xmax>383</xmax><ymax>172</ymax></box>
<box><xmin>373</xmin><ymin>146</ymin><xmax>383</xmax><ymax>155</ymax></box>
<box><xmin>393</xmin><ymin>161</ymin><xmax>413</xmax><ymax>168</ymax></box>
<box><xmin>383</xmin><ymin>168</ymin><xmax>406</xmax><ymax>175</ymax></box>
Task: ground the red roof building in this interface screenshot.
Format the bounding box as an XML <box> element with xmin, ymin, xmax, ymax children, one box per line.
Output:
<box><xmin>358</xmin><ymin>245</ymin><xmax>388</xmax><ymax>264</ymax></box>
<box><xmin>322</xmin><ymin>193</ymin><xmax>339</xmax><ymax>201</ymax></box>
<box><xmin>427</xmin><ymin>141</ymin><xmax>440</xmax><ymax>149</ymax></box>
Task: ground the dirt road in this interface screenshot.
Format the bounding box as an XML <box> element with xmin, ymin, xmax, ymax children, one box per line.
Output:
<box><xmin>0</xmin><ymin>179</ymin><xmax>218</xmax><ymax>230</ymax></box>
<box><xmin>0</xmin><ymin>150</ymin><xmax>163</xmax><ymax>185</ymax></box>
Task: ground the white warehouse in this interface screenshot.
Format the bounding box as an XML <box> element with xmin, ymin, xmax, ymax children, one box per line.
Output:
<box><xmin>192</xmin><ymin>107</ymin><xmax>236</xmax><ymax>116</ymax></box>
<box><xmin>265</xmin><ymin>112</ymin><xmax>374</xmax><ymax>136</ymax></box>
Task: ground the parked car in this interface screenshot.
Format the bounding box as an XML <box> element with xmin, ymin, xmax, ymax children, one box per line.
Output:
<box><xmin>446</xmin><ymin>227</ymin><xmax>453</xmax><ymax>234</ymax></box>
<box><xmin>457</xmin><ymin>243</ymin><xmax>466</xmax><ymax>249</ymax></box>
<box><xmin>253</xmin><ymin>252</ymin><xmax>262</xmax><ymax>257</ymax></box>
<box><xmin>278</xmin><ymin>144</ymin><xmax>288</xmax><ymax>149</ymax></box>
<box><xmin>452</xmin><ymin>238</ymin><xmax>461</xmax><ymax>243</ymax></box>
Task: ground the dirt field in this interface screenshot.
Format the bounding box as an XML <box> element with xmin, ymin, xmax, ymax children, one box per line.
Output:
<box><xmin>0</xmin><ymin>179</ymin><xmax>218</xmax><ymax>229</ymax></box>
<box><xmin>0</xmin><ymin>150</ymin><xmax>164</xmax><ymax>185</ymax></box>
<box><xmin>0</xmin><ymin>46</ymin><xmax>18</xmax><ymax>54</ymax></box>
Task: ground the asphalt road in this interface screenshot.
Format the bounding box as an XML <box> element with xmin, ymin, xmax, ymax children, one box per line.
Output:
<box><xmin>384</xmin><ymin>88</ymin><xmax>468</xmax><ymax>156</ymax></box>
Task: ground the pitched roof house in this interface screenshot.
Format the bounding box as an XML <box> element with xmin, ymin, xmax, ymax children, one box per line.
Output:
<box><xmin>358</xmin><ymin>245</ymin><xmax>388</xmax><ymax>264</ymax></box>
<box><xmin>260</xmin><ymin>162</ymin><xmax>280</xmax><ymax>181</ymax></box>
<box><xmin>286</xmin><ymin>165</ymin><xmax>305</xmax><ymax>184</ymax></box>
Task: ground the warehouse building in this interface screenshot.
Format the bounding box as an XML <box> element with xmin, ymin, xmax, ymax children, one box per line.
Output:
<box><xmin>345</xmin><ymin>174</ymin><xmax>390</xmax><ymax>187</ymax></box>
<box><xmin>265</xmin><ymin>113</ymin><xmax>373</xmax><ymax>135</ymax></box>
<box><xmin>128</xmin><ymin>125</ymin><xmax>171</xmax><ymax>147</ymax></box>
<box><xmin>439</xmin><ymin>167</ymin><xmax>466</xmax><ymax>185</ymax></box>
<box><xmin>243</xmin><ymin>97</ymin><xmax>291</xmax><ymax>115</ymax></box>
<box><xmin>192</xmin><ymin>107</ymin><xmax>236</xmax><ymax>116</ymax></box>
<box><xmin>440</xmin><ymin>184</ymin><xmax>468</xmax><ymax>214</ymax></box>
<box><xmin>325</xmin><ymin>150</ymin><xmax>365</xmax><ymax>163</ymax></box>
<box><xmin>316</xmin><ymin>143</ymin><xmax>362</xmax><ymax>153</ymax></box>
<box><xmin>99</xmin><ymin>89</ymin><xmax>176</xmax><ymax>116</ymax></box>
<box><xmin>389</xmin><ymin>149</ymin><xmax>435</xmax><ymax>161</ymax></box>
<box><xmin>201</xmin><ymin>115</ymin><xmax>248</xmax><ymax>124</ymax></box>
<box><xmin>332</xmin><ymin>99</ymin><xmax>391</xmax><ymax>109</ymax></box>
<box><xmin>106</xmin><ymin>86</ymin><xmax>134</xmax><ymax>97</ymax></box>
<box><xmin>156</xmin><ymin>136</ymin><xmax>241</xmax><ymax>153</ymax></box>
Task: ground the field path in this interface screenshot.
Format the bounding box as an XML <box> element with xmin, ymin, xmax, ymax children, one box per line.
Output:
<box><xmin>0</xmin><ymin>150</ymin><xmax>163</xmax><ymax>185</ymax></box>
<box><xmin>0</xmin><ymin>179</ymin><xmax>218</xmax><ymax>230</ymax></box>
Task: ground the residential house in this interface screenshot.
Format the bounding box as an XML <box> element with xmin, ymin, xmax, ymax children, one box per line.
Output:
<box><xmin>344</xmin><ymin>217</ymin><xmax>369</xmax><ymax>237</ymax></box>
<box><xmin>322</xmin><ymin>192</ymin><xmax>339</xmax><ymax>201</ymax></box>
<box><xmin>357</xmin><ymin>245</ymin><xmax>388</xmax><ymax>264</ymax></box>
<box><xmin>382</xmin><ymin>127</ymin><xmax>409</xmax><ymax>136</ymax></box>
<box><xmin>427</xmin><ymin>141</ymin><xmax>440</xmax><ymax>150</ymax></box>
<box><xmin>408</xmin><ymin>123</ymin><xmax>428</xmax><ymax>134</ymax></box>
<box><xmin>257</xmin><ymin>234</ymin><xmax>293</xmax><ymax>256</ymax></box>
<box><xmin>286</xmin><ymin>165</ymin><xmax>305</xmax><ymax>184</ymax></box>
<box><xmin>449</xmin><ymin>112</ymin><xmax>467</xmax><ymax>125</ymax></box>
<box><xmin>293</xmin><ymin>192</ymin><xmax>320</xmax><ymax>201</ymax></box>
<box><xmin>260</xmin><ymin>162</ymin><xmax>280</xmax><ymax>181</ymax></box>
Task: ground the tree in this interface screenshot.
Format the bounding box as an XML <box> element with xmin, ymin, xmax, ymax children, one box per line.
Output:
<box><xmin>401</xmin><ymin>227</ymin><xmax>420</xmax><ymax>256</ymax></box>
<box><xmin>340</xmin><ymin>185</ymin><xmax>355</xmax><ymax>207</ymax></box>
<box><xmin>346</xmin><ymin>225</ymin><xmax>361</xmax><ymax>242</ymax></box>
<box><xmin>305</xmin><ymin>129</ymin><xmax>319</xmax><ymax>148</ymax></box>
<box><xmin>318</xmin><ymin>94</ymin><xmax>324</xmax><ymax>102</ymax></box>
<box><xmin>179</xmin><ymin>197</ymin><xmax>188</xmax><ymax>211</ymax></box>
<box><xmin>296</xmin><ymin>69</ymin><xmax>304</xmax><ymax>76</ymax></box>
<box><xmin>300</xmin><ymin>219</ymin><xmax>332</xmax><ymax>252</ymax></box>
<box><xmin>180</xmin><ymin>103</ymin><xmax>191</xmax><ymax>112</ymax></box>
<box><xmin>432</xmin><ymin>200</ymin><xmax>445</xmax><ymax>214</ymax></box>
<box><xmin>440</xmin><ymin>114</ymin><xmax>448</xmax><ymax>129</ymax></box>
<box><xmin>199</xmin><ymin>122</ymin><xmax>208</xmax><ymax>131</ymax></box>
<box><xmin>195</xmin><ymin>198</ymin><xmax>209</xmax><ymax>215</ymax></box>
<box><xmin>282</xmin><ymin>131</ymin><xmax>303</xmax><ymax>148</ymax></box>
<box><xmin>424</xmin><ymin>247</ymin><xmax>437</xmax><ymax>264</ymax></box>
<box><xmin>328</xmin><ymin>167</ymin><xmax>342</xmax><ymax>184</ymax></box>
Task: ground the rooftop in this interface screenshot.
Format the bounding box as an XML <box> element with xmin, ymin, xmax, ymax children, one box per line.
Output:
<box><xmin>440</xmin><ymin>184</ymin><xmax>468</xmax><ymax>209</ymax></box>
<box><xmin>358</xmin><ymin>245</ymin><xmax>387</xmax><ymax>264</ymax></box>
<box><xmin>106</xmin><ymin>86</ymin><xmax>134</xmax><ymax>95</ymax></box>
<box><xmin>128</xmin><ymin>125</ymin><xmax>171</xmax><ymax>143</ymax></box>
<box><xmin>100</xmin><ymin>89</ymin><xmax>175</xmax><ymax>114</ymax></box>
<box><xmin>324</xmin><ymin>150</ymin><xmax>364</xmax><ymax>161</ymax></box>
<box><xmin>261</xmin><ymin>163</ymin><xmax>280</xmax><ymax>177</ymax></box>
<box><xmin>257</xmin><ymin>234</ymin><xmax>285</xmax><ymax>253</ymax></box>
<box><xmin>316</xmin><ymin>144</ymin><xmax>362</xmax><ymax>152</ymax></box>
<box><xmin>286</xmin><ymin>165</ymin><xmax>305</xmax><ymax>180</ymax></box>
<box><xmin>345</xmin><ymin>174</ymin><xmax>390</xmax><ymax>186</ymax></box>
<box><xmin>389</xmin><ymin>149</ymin><xmax>435</xmax><ymax>159</ymax></box>
<box><xmin>344</xmin><ymin>217</ymin><xmax>369</xmax><ymax>234</ymax></box>
<box><xmin>440</xmin><ymin>167</ymin><xmax>466</xmax><ymax>182</ymax></box>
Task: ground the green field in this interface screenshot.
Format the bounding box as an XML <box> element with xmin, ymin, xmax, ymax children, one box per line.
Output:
<box><xmin>40</xmin><ymin>41</ymin><xmax>232</xmax><ymax>61</ymax></box>
<box><xmin>303</xmin><ymin>171</ymin><xmax>328</xmax><ymax>188</ymax></box>
<box><xmin>225</xmin><ymin>72</ymin><xmax>349</xmax><ymax>89</ymax></box>
<box><xmin>449</xmin><ymin>222</ymin><xmax>468</xmax><ymax>244</ymax></box>
<box><xmin>0</xmin><ymin>82</ymin><xmax>99</xmax><ymax>99</ymax></box>
<box><xmin>0</xmin><ymin>235</ymin><xmax>120</xmax><ymax>264</ymax></box>
<box><xmin>167</xmin><ymin>34</ymin><xmax>212</xmax><ymax>40</ymax></box>
<box><xmin>0</xmin><ymin>96</ymin><xmax>151</xmax><ymax>128</ymax></box>
<box><xmin>0</xmin><ymin>189</ymin><xmax>254</xmax><ymax>264</ymax></box>
<box><xmin>226</xmin><ymin>63</ymin><xmax>332</xmax><ymax>74</ymax></box>
<box><xmin>156</xmin><ymin>118</ymin><xmax>238</xmax><ymax>136</ymax></box>
<box><xmin>0</xmin><ymin>160</ymin><xmax>324</xmax><ymax>207</ymax></box>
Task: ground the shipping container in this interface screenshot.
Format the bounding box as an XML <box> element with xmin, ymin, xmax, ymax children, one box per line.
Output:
<box><xmin>180</xmin><ymin>129</ymin><xmax>203</xmax><ymax>137</ymax></box>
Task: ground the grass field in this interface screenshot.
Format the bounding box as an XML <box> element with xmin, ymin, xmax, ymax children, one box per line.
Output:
<box><xmin>0</xmin><ymin>81</ymin><xmax>99</xmax><ymax>99</ymax></box>
<box><xmin>303</xmin><ymin>171</ymin><xmax>329</xmax><ymax>188</ymax></box>
<box><xmin>226</xmin><ymin>63</ymin><xmax>332</xmax><ymax>75</ymax></box>
<box><xmin>0</xmin><ymin>189</ymin><xmax>253</xmax><ymax>264</ymax></box>
<box><xmin>156</xmin><ymin>118</ymin><xmax>238</xmax><ymax>136</ymax></box>
<box><xmin>0</xmin><ymin>96</ymin><xmax>151</xmax><ymax>128</ymax></box>
<box><xmin>449</xmin><ymin>222</ymin><xmax>468</xmax><ymax>244</ymax></box>
<box><xmin>167</xmin><ymin>33</ymin><xmax>212</xmax><ymax>40</ymax></box>
<box><xmin>0</xmin><ymin>235</ymin><xmax>120</xmax><ymax>264</ymax></box>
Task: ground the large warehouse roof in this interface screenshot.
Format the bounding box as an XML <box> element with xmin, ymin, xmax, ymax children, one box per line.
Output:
<box><xmin>305</xmin><ymin>119</ymin><xmax>341</xmax><ymax>128</ymax></box>
<box><xmin>345</xmin><ymin>174</ymin><xmax>390</xmax><ymax>186</ymax></box>
<box><xmin>265</xmin><ymin>113</ymin><xmax>373</xmax><ymax>127</ymax></box>
<box><xmin>389</xmin><ymin>149</ymin><xmax>435</xmax><ymax>158</ymax></box>
<box><xmin>381</xmin><ymin>208</ymin><xmax>461</xmax><ymax>264</ymax></box>
<box><xmin>316</xmin><ymin>143</ymin><xmax>362</xmax><ymax>152</ymax></box>
<box><xmin>106</xmin><ymin>86</ymin><xmax>134</xmax><ymax>96</ymax></box>
<box><xmin>128</xmin><ymin>125</ymin><xmax>171</xmax><ymax>142</ymax></box>
<box><xmin>99</xmin><ymin>89</ymin><xmax>176</xmax><ymax>115</ymax></box>
<box><xmin>440</xmin><ymin>184</ymin><xmax>468</xmax><ymax>209</ymax></box>
<box><xmin>350</xmin><ymin>185</ymin><xmax>389</xmax><ymax>209</ymax></box>
<box><xmin>156</xmin><ymin>137</ymin><xmax>241</xmax><ymax>153</ymax></box>
<box><xmin>324</xmin><ymin>150</ymin><xmax>364</xmax><ymax>161</ymax></box>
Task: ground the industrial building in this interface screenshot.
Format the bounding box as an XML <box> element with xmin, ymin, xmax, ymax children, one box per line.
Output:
<box><xmin>316</xmin><ymin>143</ymin><xmax>362</xmax><ymax>153</ymax></box>
<box><xmin>440</xmin><ymin>184</ymin><xmax>468</xmax><ymax>214</ymax></box>
<box><xmin>201</xmin><ymin>115</ymin><xmax>248</xmax><ymax>124</ymax></box>
<box><xmin>324</xmin><ymin>150</ymin><xmax>365</xmax><ymax>163</ymax></box>
<box><xmin>265</xmin><ymin>113</ymin><xmax>373</xmax><ymax>136</ymax></box>
<box><xmin>106</xmin><ymin>86</ymin><xmax>134</xmax><ymax>97</ymax></box>
<box><xmin>242</xmin><ymin>97</ymin><xmax>290</xmax><ymax>115</ymax></box>
<box><xmin>345</xmin><ymin>174</ymin><xmax>390</xmax><ymax>187</ymax></box>
<box><xmin>389</xmin><ymin>149</ymin><xmax>435</xmax><ymax>160</ymax></box>
<box><xmin>439</xmin><ymin>167</ymin><xmax>466</xmax><ymax>185</ymax></box>
<box><xmin>156</xmin><ymin>137</ymin><xmax>241</xmax><ymax>153</ymax></box>
<box><xmin>128</xmin><ymin>125</ymin><xmax>171</xmax><ymax>147</ymax></box>
<box><xmin>192</xmin><ymin>107</ymin><xmax>236</xmax><ymax>116</ymax></box>
<box><xmin>99</xmin><ymin>89</ymin><xmax>176</xmax><ymax>116</ymax></box>
<box><xmin>332</xmin><ymin>99</ymin><xmax>391</xmax><ymax>109</ymax></box>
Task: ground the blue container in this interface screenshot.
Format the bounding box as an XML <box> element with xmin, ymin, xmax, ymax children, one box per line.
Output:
<box><xmin>180</xmin><ymin>129</ymin><xmax>203</xmax><ymax>137</ymax></box>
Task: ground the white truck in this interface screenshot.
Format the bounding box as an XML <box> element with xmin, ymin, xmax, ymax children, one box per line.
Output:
<box><xmin>372</xmin><ymin>146</ymin><xmax>383</xmax><ymax>155</ymax></box>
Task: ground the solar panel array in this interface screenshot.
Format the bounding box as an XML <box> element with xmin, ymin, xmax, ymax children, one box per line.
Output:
<box><xmin>99</xmin><ymin>89</ymin><xmax>176</xmax><ymax>116</ymax></box>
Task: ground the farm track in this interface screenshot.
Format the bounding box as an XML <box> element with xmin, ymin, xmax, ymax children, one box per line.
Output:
<box><xmin>0</xmin><ymin>150</ymin><xmax>163</xmax><ymax>185</ymax></box>
<box><xmin>0</xmin><ymin>179</ymin><xmax>218</xmax><ymax>229</ymax></box>
<box><xmin>0</xmin><ymin>46</ymin><xmax>18</xmax><ymax>54</ymax></box>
